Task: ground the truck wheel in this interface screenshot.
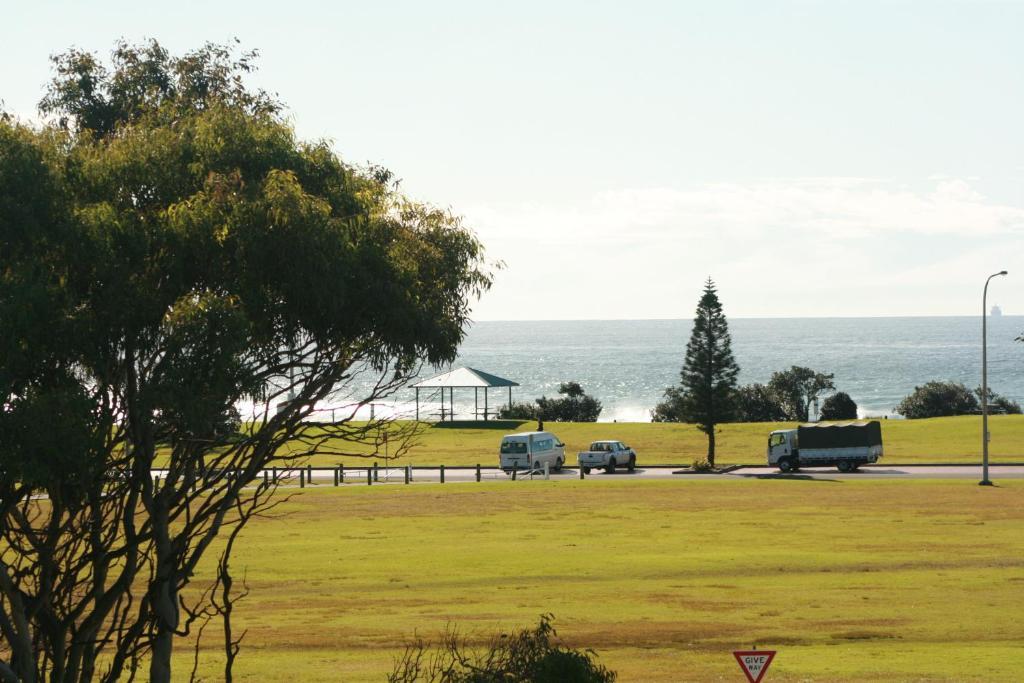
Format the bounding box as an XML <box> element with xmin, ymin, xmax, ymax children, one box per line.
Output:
<box><xmin>554</xmin><ymin>457</ymin><xmax>564</xmax><ymax>472</ymax></box>
<box><xmin>627</xmin><ymin>454</ymin><xmax>636</xmax><ymax>472</ymax></box>
<box><xmin>778</xmin><ymin>458</ymin><xmax>795</xmax><ymax>473</ymax></box>
<box><xmin>582</xmin><ymin>466</ymin><xmax>591</xmax><ymax>475</ymax></box>
<box><xmin>605</xmin><ymin>458</ymin><xmax>616</xmax><ymax>474</ymax></box>
<box><xmin>837</xmin><ymin>461</ymin><xmax>853</xmax><ymax>473</ymax></box>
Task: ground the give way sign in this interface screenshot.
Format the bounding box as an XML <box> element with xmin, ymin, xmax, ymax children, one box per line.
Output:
<box><xmin>733</xmin><ymin>650</ymin><xmax>776</xmax><ymax>683</ymax></box>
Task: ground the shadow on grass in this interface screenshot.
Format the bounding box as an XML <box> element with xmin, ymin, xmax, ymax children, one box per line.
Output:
<box><xmin>431</xmin><ymin>420</ymin><xmax>528</xmax><ymax>430</ymax></box>
<box><xmin>742</xmin><ymin>473</ymin><xmax>843</xmax><ymax>482</ymax></box>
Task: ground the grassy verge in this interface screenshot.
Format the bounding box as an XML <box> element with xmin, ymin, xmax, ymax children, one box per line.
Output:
<box><xmin>277</xmin><ymin>414</ymin><xmax>1024</xmax><ymax>467</ymax></box>
<box><xmin>178</xmin><ymin>478</ymin><xmax>1024</xmax><ymax>681</ymax></box>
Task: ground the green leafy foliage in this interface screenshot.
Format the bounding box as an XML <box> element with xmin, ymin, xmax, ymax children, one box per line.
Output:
<box><xmin>897</xmin><ymin>381</ymin><xmax>979</xmax><ymax>419</ymax></box>
<box><xmin>974</xmin><ymin>387</ymin><xmax>1022</xmax><ymax>415</ymax></box>
<box><xmin>497</xmin><ymin>402</ymin><xmax>540</xmax><ymax>420</ymax></box>
<box><xmin>389</xmin><ymin>614</ymin><xmax>616</xmax><ymax>683</ymax></box>
<box><xmin>767</xmin><ymin>366</ymin><xmax>836</xmax><ymax>421</ymax></box>
<box><xmin>650</xmin><ymin>386</ymin><xmax>686</xmax><ymax>422</ymax></box>
<box><xmin>535</xmin><ymin>381</ymin><xmax>603</xmax><ymax>422</ymax></box>
<box><xmin>820</xmin><ymin>391</ymin><xmax>859</xmax><ymax>420</ymax></box>
<box><xmin>733</xmin><ymin>383</ymin><xmax>788</xmax><ymax>422</ymax></box>
<box><xmin>1</xmin><ymin>39</ymin><xmax>491</xmax><ymax>683</ymax></box>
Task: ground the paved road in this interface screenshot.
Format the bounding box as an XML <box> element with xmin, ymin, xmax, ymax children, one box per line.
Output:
<box><xmin>268</xmin><ymin>464</ymin><xmax>1024</xmax><ymax>485</ymax></box>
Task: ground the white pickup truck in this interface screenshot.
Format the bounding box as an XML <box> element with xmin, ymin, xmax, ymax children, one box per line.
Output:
<box><xmin>577</xmin><ymin>440</ymin><xmax>636</xmax><ymax>474</ymax></box>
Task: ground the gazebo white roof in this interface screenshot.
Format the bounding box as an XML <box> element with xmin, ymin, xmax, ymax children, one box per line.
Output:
<box><xmin>411</xmin><ymin>367</ymin><xmax>519</xmax><ymax>389</ymax></box>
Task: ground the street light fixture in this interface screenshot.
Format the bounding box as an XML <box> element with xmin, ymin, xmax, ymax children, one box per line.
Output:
<box><xmin>980</xmin><ymin>269</ymin><xmax>1008</xmax><ymax>486</ymax></box>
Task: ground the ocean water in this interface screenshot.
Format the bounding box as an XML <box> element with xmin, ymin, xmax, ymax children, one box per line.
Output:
<box><xmin>404</xmin><ymin>316</ymin><xmax>1024</xmax><ymax>423</ymax></box>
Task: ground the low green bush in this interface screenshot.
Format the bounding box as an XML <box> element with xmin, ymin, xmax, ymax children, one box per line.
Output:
<box><xmin>389</xmin><ymin>614</ymin><xmax>616</xmax><ymax>683</ymax></box>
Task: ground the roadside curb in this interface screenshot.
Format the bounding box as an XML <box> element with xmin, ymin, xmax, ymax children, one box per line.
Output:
<box><xmin>726</xmin><ymin>462</ymin><xmax>1024</xmax><ymax>469</ymax></box>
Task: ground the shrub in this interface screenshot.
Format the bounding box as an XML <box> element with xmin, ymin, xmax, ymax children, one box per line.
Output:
<box><xmin>732</xmin><ymin>383</ymin><xmax>787</xmax><ymax>422</ymax></box>
<box><xmin>820</xmin><ymin>392</ymin><xmax>858</xmax><ymax>420</ymax></box>
<box><xmin>974</xmin><ymin>387</ymin><xmax>1023</xmax><ymax>415</ymax></box>
<box><xmin>497</xmin><ymin>402</ymin><xmax>539</xmax><ymax>420</ymax></box>
<box><xmin>389</xmin><ymin>614</ymin><xmax>616</xmax><ymax>683</ymax></box>
<box><xmin>535</xmin><ymin>382</ymin><xmax>602</xmax><ymax>422</ymax></box>
<box><xmin>691</xmin><ymin>458</ymin><xmax>714</xmax><ymax>472</ymax></box>
<box><xmin>991</xmin><ymin>396</ymin><xmax>1023</xmax><ymax>415</ymax></box>
<box><xmin>650</xmin><ymin>387</ymin><xmax>686</xmax><ymax>422</ymax></box>
<box><xmin>897</xmin><ymin>381</ymin><xmax>978</xmax><ymax>419</ymax></box>
<box><xmin>767</xmin><ymin>366</ymin><xmax>835</xmax><ymax>422</ymax></box>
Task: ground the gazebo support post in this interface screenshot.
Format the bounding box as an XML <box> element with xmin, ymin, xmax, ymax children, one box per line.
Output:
<box><xmin>484</xmin><ymin>388</ymin><xmax>489</xmax><ymax>421</ymax></box>
<box><xmin>415</xmin><ymin>388</ymin><xmax>419</xmax><ymax>421</ymax></box>
<box><xmin>475</xmin><ymin>387</ymin><xmax>479</xmax><ymax>421</ymax></box>
<box><xmin>508</xmin><ymin>386</ymin><xmax>512</xmax><ymax>411</ymax></box>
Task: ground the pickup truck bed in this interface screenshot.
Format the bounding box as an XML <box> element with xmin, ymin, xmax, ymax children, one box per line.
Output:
<box><xmin>577</xmin><ymin>440</ymin><xmax>636</xmax><ymax>474</ymax></box>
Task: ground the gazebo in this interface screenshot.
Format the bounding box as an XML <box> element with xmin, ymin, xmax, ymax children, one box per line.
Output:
<box><xmin>411</xmin><ymin>367</ymin><xmax>519</xmax><ymax>422</ymax></box>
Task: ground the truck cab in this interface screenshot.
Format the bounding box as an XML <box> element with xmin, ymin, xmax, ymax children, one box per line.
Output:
<box><xmin>767</xmin><ymin>430</ymin><xmax>798</xmax><ymax>471</ymax></box>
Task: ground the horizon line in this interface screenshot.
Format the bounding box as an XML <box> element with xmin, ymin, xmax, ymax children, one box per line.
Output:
<box><xmin>470</xmin><ymin>313</ymin><xmax>1024</xmax><ymax>323</ymax></box>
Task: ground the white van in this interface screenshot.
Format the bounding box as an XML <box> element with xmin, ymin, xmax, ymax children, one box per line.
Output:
<box><xmin>499</xmin><ymin>431</ymin><xmax>565</xmax><ymax>473</ymax></box>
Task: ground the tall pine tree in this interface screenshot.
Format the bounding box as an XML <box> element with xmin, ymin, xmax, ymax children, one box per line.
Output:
<box><xmin>679</xmin><ymin>278</ymin><xmax>739</xmax><ymax>465</ymax></box>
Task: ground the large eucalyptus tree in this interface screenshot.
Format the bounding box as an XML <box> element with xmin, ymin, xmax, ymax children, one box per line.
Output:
<box><xmin>0</xmin><ymin>40</ymin><xmax>490</xmax><ymax>682</ymax></box>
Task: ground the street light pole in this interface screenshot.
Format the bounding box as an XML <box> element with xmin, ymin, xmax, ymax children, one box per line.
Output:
<box><xmin>980</xmin><ymin>270</ymin><xmax>1008</xmax><ymax>486</ymax></box>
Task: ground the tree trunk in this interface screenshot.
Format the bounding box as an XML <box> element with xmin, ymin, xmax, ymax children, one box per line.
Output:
<box><xmin>707</xmin><ymin>425</ymin><xmax>716</xmax><ymax>467</ymax></box>
<box><xmin>149</xmin><ymin>496</ymin><xmax>178</xmax><ymax>683</ymax></box>
<box><xmin>148</xmin><ymin>575</ymin><xmax>177</xmax><ymax>683</ymax></box>
<box><xmin>150</xmin><ymin>626</ymin><xmax>174</xmax><ymax>683</ymax></box>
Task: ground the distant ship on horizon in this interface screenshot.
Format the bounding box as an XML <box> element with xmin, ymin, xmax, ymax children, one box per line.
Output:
<box><xmin>991</xmin><ymin>304</ymin><xmax>1002</xmax><ymax>317</ymax></box>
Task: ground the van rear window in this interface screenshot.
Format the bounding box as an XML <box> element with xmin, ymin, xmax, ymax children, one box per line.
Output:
<box><xmin>501</xmin><ymin>441</ymin><xmax>527</xmax><ymax>454</ymax></box>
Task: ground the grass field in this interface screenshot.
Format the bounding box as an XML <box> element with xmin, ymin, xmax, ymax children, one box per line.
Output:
<box><xmin>280</xmin><ymin>414</ymin><xmax>1024</xmax><ymax>468</ymax></box>
<box><xmin>178</xmin><ymin>478</ymin><xmax>1024</xmax><ymax>681</ymax></box>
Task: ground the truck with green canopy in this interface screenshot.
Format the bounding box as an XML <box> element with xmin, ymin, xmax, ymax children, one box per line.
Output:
<box><xmin>767</xmin><ymin>421</ymin><xmax>883</xmax><ymax>473</ymax></box>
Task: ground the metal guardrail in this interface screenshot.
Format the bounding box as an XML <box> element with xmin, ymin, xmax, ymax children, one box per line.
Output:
<box><xmin>147</xmin><ymin>460</ymin><xmax>1024</xmax><ymax>491</ymax></box>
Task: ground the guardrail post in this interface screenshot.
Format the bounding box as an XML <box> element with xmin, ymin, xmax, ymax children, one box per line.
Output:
<box><xmin>440</xmin><ymin>464</ymin><xmax>445</xmax><ymax>484</ymax></box>
<box><xmin>404</xmin><ymin>466</ymin><xmax>409</xmax><ymax>485</ymax></box>
<box><xmin>580</xmin><ymin>466</ymin><xmax>585</xmax><ymax>480</ymax></box>
<box><xmin>373</xmin><ymin>462</ymin><xmax>379</xmax><ymax>482</ymax></box>
<box><xmin>300</xmin><ymin>469</ymin><xmax>305</xmax><ymax>488</ymax></box>
<box><xmin>512</xmin><ymin>468</ymin><xmax>517</xmax><ymax>481</ymax></box>
<box><xmin>340</xmin><ymin>464</ymin><xmax>345</xmax><ymax>484</ymax></box>
<box><xmin>476</xmin><ymin>464</ymin><xmax>481</xmax><ymax>482</ymax></box>
<box><xmin>544</xmin><ymin>462</ymin><xmax>550</xmax><ymax>480</ymax></box>
<box><xmin>272</xmin><ymin>466</ymin><xmax>278</xmax><ymax>484</ymax></box>
<box><xmin>333</xmin><ymin>467</ymin><xmax>339</xmax><ymax>487</ymax></box>
<box><xmin>307</xmin><ymin>464</ymin><xmax>312</xmax><ymax>484</ymax></box>
<box><xmin>367</xmin><ymin>468</ymin><xmax>372</xmax><ymax>486</ymax></box>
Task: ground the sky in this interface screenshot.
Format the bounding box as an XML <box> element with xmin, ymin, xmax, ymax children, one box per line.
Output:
<box><xmin>4</xmin><ymin>0</ymin><xmax>1024</xmax><ymax>320</ymax></box>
